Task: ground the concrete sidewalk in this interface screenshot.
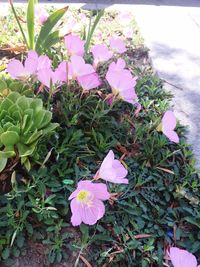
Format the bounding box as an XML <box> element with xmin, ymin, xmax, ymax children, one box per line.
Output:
<box><xmin>132</xmin><ymin>4</ymin><xmax>200</xmax><ymax>168</ymax></box>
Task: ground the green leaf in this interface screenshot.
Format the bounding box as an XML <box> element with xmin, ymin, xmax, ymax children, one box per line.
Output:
<box><xmin>17</xmin><ymin>142</ymin><xmax>35</xmax><ymax>157</ymax></box>
<box><xmin>35</xmin><ymin>6</ymin><xmax>68</xmax><ymax>53</ymax></box>
<box><xmin>0</xmin><ymin>158</ymin><xmax>7</xmax><ymax>172</ymax></box>
<box><xmin>24</xmin><ymin>158</ymin><xmax>31</xmax><ymax>171</ymax></box>
<box><xmin>63</xmin><ymin>179</ymin><xmax>74</xmax><ymax>185</ymax></box>
<box><xmin>27</xmin><ymin>0</ymin><xmax>35</xmax><ymax>49</ymax></box>
<box><xmin>43</xmin><ymin>30</ymin><xmax>60</xmax><ymax>50</ymax></box>
<box><xmin>10</xmin><ymin>230</ymin><xmax>18</xmax><ymax>247</ymax></box>
<box><xmin>2</xmin><ymin>247</ymin><xmax>10</xmax><ymax>260</ymax></box>
<box><xmin>16</xmin><ymin>95</ymin><xmax>29</xmax><ymax>111</ymax></box>
<box><xmin>80</xmin><ymin>224</ymin><xmax>89</xmax><ymax>244</ymax></box>
<box><xmin>0</xmin><ymin>79</ymin><xmax>7</xmax><ymax>91</ymax></box>
<box><xmin>0</xmin><ymin>131</ymin><xmax>20</xmax><ymax>146</ymax></box>
<box><xmin>0</xmin><ymin>150</ymin><xmax>15</xmax><ymax>159</ymax></box>
<box><xmin>41</xmin><ymin>123</ymin><xmax>59</xmax><ymax>135</ymax></box>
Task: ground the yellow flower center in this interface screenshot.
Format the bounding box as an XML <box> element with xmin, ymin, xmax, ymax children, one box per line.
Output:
<box><xmin>76</xmin><ymin>190</ymin><xmax>92</xmax><ymax>206</ymax></box>
<box><xmin>112</xmin><ymin>88</ymin><xmax>123</xmax><ymax>100</ymax></box>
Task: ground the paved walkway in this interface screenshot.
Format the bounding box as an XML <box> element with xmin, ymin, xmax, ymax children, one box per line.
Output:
<box><xmin>132</xmin><ymin>4</ymin><xmax>200</xmax><ymax>168</ymax></box>
<box><xmin>1</xmin><ymin>0</ymin><xmax>200</xmax><ymax>167</ymax></box>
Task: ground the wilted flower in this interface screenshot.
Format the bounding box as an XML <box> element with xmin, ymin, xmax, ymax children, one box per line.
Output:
<box><xmin>169</xmin><ymin>247</ymin><xmax>200</xmax><ymax>267</ymax></box>
<box><xmin>70</xmin><ymin>55</ymin><xmax>95</xmax><ymax>79</ymax></box>
<box><xmin>106</xmin><ymin>60</ymin><xmax>137</xmax><ymax>104</ymax></box>
<box><xmin>109</xmin><ymin>37</ymin><xmax>127</xmax><ymax>54</ymax></box>
<box><xmin>91</xmin><ymin>44</ymin><xmax>113</xmax><ymax>68</ymax></box>
<box><xmin>96</xmin><ymin>150</ymin><xmax>128</xmax><ymax>184</ymax></box>
<box><xmin>68</xmin><ymin>180</ymin><xmax>110</xmax><ymax>226</ymax></box>
<box><xmin>77</xmin><ymin>73</ymin><xmax>101</xmax><ymax>91</ymax></box>
<box><xmin>64</xmin><ymin>34</ymin><xmax>85</xmax><ymax>56</ymax></box>
<box><xmin>35</xmin><ymin>5</ymin><xmax>49</xmax><ymax>24</ymax></box>
<box><xmin>160</xmin><ymin>111</ymin><xmax>179</xmax><ymax>143</ymax></box>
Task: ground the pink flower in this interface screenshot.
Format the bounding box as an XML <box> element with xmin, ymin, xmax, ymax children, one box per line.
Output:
<box><xmin>7</xmin><ymin>58</ymin><xmax>38</xmax><ymax>80</ymax></box>
<box><xmin>70</xmin><ymin>55</ymin><xmax>95</xmax><ymax>79</ymax></box>
<box><xmin>77</xmin><ymin>73</ymin><xmax>101</xmax><ymax>91</ymax></box>
<box><xmin>56</xmin><ymin>61</ymin><xmax>73</xmax><ymax>82</ymax></box>
<box><xmin>7</xmin><ymin>51</ymin><xmax>52</xmax><ymax>80</ymax></box>
<box><xmin>169</xmin><ymin>247</ymin><xmax>200</xmax><ymax>267</ymax></box>
<box><xmin>106</xmin><ymin>61</ymin><xmax>137</xmax><ymax>104</ymax></box>
<box><xmin>37</xmin><ymin>55</ymin><xmax>52</xmax><ymax>71</ymax></box>
<box><xmin>96</xmin><ymin>150</ymin><xmax>128</xmax><ymax>184</ymax></box>
<box><xmin>35</xmin><ymin>5</ymin><xmax>49</xmax><ymax>24</ymax></box>
<box><xmin>64</xmin><ymin>34</ymin><xmax>85</xmax><ymax>57</ymax></box>
<box><xmin>26</xmin><ymin>50</ymin><xmax>52</xmax><ymax>71</ymax></box>
<box><xmin>91</xmin><ymin>44</ymin><xmax>113</xmax><ymax>68</ymax></box>
<box><xmin>68</xmin><ymin>180</ymin><xmax>110</xmax><ymax>226</ymax></box>
<box><xmin>109</xmin><ymin>37</ymin><xmax>127</xmax><ymax>54</ymax></box>
<box><xmin>108</xmin><ymin>58</ymin><xmax>126</xmax><ymax>73</ymax></box>
<box><xmin>37</xmin><ymin>67</ymin><xmax>66</xmax><ymax>88</ymax></box>
<box><xmin>161</xmin><ymin>111</ymin><xmax>179</xmax><ymax>143</ymax></box>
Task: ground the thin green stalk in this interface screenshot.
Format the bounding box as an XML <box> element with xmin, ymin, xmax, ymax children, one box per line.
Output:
<box><xmin>85</xmin><ymin>10</ymin><xmax>104</xmax><ymax>54</ymax></box>
<box><xmin>47</xmin><ymin>79</ymin><xmax>53</xmax><ymax>110</ymax></box>
<box><xmin>9</xmin><ymin>0</ymin><xmax>29</xmax><ymax>49</ymax></box>
<box><xmin>84</xmin><ymin>11</ymin><xmax>92</xmax><ymax>51</ymax></box>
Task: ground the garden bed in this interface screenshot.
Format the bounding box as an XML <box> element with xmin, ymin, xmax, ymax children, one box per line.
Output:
<box><xmin>0</xmin><ymin>4</ymin><xmax>199</xmax><ymax>267</ymax></box>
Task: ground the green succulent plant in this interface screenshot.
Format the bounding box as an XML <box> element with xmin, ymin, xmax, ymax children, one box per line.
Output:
<box><xmin>0</xmin><ymin>79</ymin><xmax>33</xmax><ymax>98</ymax></box>
<box><xmin>0</xmin><ymin>92</ymin><xmax>58</xmax><ymax>172</ymax></box>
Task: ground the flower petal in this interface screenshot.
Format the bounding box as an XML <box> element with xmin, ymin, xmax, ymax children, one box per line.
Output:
<box><xmin>70</xmin><ymin>198</ymin><xmax>82</xmax><ymax>226</ymax></box>
<box><xmin>169</xmin><ymin>247</ymin><xmax>198</xmax><ymax>267</ymax></box>
<box><xmin>7</xmin><ymin>59</ymin><xmax>25</xmax><ymax>79</ymax></box>
<box><xmin>163</xmin><ymin>129</ymin><xmax>179</xmax><ymax>143</ymax></box>
<box><xmin>162</xmin><ymin>111</ymin><xmax>176</xmax><ymax>131</ymax></box>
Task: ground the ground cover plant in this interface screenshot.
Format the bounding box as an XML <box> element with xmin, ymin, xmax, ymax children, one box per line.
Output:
<box><xmin>0</xmin><ymin>3</ymin><xmax>199</xmax><ymax>267</ymax></box>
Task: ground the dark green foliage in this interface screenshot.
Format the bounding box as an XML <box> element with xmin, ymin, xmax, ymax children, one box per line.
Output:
<box><xmin>0</xmin><ymin>75</ymin><xmax>199</xmax><ymax>266</ymax></box>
